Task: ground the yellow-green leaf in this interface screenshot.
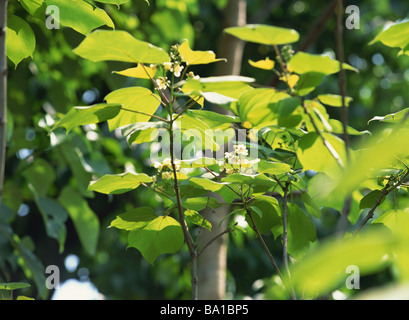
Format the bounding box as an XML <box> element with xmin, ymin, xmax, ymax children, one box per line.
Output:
<box><xmin>113</xmin><ymin>64</ymin><xmax>156</xmax><ymax>79</ymax></box>
<box><xmin>178</xmin><ymin>40</ymin><xmax>226</xmax><ymax>65</ymax></box>
<box><xmin>248</xmin><ymin>57</ymin><xmax>275</xmax><ymax>70</ymax></box>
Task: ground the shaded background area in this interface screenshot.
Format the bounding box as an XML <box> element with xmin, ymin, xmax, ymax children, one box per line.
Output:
<box><xmin>1</xmin><ymin>0</ymin><xmax>409</xmax><ymax>299</ymax></box>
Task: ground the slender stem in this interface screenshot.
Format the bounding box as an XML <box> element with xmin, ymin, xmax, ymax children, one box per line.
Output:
<box><xmin>0</xmin><ymin>0</ymin><xmax>7</xmax><ymax>206</ymax></box>
<box><xmin>141</xmin><ymin>64</ymin><xmax>170</xmax><ymax>106</ymax></box>
<box><xmin>281</xmin><ymin>180</ymin><xmax>291</xmax><ymax>279</ymax></box>
<box><xmin>169</xmin><ymin>115</ymin><xmax>198</xmax><ymax>299</ymax></box>
<box><xmin>120</xmin><ymin>107</ymin><xmax>169</xmax><ymax>123</ymax></box>
<box><xmin>354</xmin><ymin>169</ymin><xmax>409</xmax><ymax>235</ymax></box>
<box><xmin>197</xmin><ymin>227</ymin><xmax>232</xmax><ymax>257</ymax></box>
<box><xmin>301</xmin><ymin>99</ymin><xmax>344</xmax><ymax>169</ymax></box>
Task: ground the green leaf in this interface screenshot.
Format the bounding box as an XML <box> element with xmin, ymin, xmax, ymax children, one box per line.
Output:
<box><xmin>286</xmin><ymin>204</ymin><xmax>316</xmax><ymax>259</ymax></box>
<box><xmin>238</xmin><ymin>88</ymin><xmax>290</xmax><ymax>129</ymax></box>
<box><xmin>369</xmin><ymin>20</ymin><xmax>409</xmax><ymax>50</ymax></box>
<box><xmin>53</xmin><ymin>104</ymin><xmax>121</xmax><ymax>133</ymax></box>
<box><xmin>225</xmin><ymin>24</ymin><xmax>299</xmax><ymax>45</ymax></box>
<box><xmin>301</xmin><ymin>191</ymin><xmax>321</xmax><ymax>219</ymax></box>
<box><xmin>189</xmin><ymin>177</ymin><xmax>226</xmax><ymax>192</ymax></box>
<box><xmin>328</xmin><ymin>119</ymin><xmax>371</xmax><ymax>136</ymax></box>
<box><xmin>18</xmin><ymin>0</ymin><xmax>46</xmax><ymax>18</ymax></box>
<box><xmin>221</xmin><ymin>173</ymin><xmax>274</xmax><ymax>187</ymax></box>
<box><xmin>73</xmin><ymin>30</ymin><xmax>170</xmax><ymax>64</ymax></box>
<box><xmin>178</xmin><ymin>39</ymin><xmax>226</xmax><ymax>65</ymax></box>
<box><xmin>127</xmin><ymin>216</ymin><xmax>184</xmax><ymax>265</ymax></box>
<box><xmin>248</xmin><ymin>57</ymin><xmax>275</xmax><ymax>70</ymax></box>
<box><xmin>45</xmin><ymin>0</ymin><xmax>114</xmax><ymax>35</ymax></box>
<box><xmin>36</xmin><ymin>197</ymin><xmax>68</xmax><ymax>253</ymax></box>
<box><xmin>359</xmin><ymin>190</ymin><xmax>384</xmax><ymax>210</ymax></box>
<box><xmin>288</xmin><ymin>52</ymin><xmax>358</xmax><ymax>75</ymax></box>
<box><xmin>104</xmin><ymin>87</ymin><xmax>161</xmax><ymax>131</ymax></box>
<box><xmin>185</xmin><ymin>110</ymin><xmax>240</xmax><ymax>130</ymax></box>
<box><xmin>113</xmin><ymin>64</ymin><xmax>156</xmax><ymax>79</ymax></box>
<box><xmin>89</xmin><ymin>172</ymin><xmax>153</xmax><ymax>194</ymax></box>
<box><xmin>317</xmin><ymin>94</ymin><xmax>353</xmax><ymax>107</ymax></box>
<box><xmin>368</xmin><ymin>108</ymin><xmax>409</xmax><ymax>124</ymax></box>
<box><xmin>6</xmin><ymin>15</ymin><xmax>36</xmax><ymax>68</ymax></box>
<box><xmin>294</xmin><ymin>72</ymin><xmax>325</xmax><ymax>96</ymax></box>
<box><xmin>110</xmin><ymin>207</ymin><xmax>157</xmax><ymax>230</ymax></box>
<box><xmin>288</xmin><ymin>229</ymin><xmax>395</xmax><ymax>297</ymax></box>
<box><xmin>182</xmin><ymin>197</ymin><xmax>221</xmax><ymax>211</ymax></box>
<box><xmin>0</xmin><ymin>282</ymin><xmax>31</xmax><ymax>291</ymax></box>
<box><xmin>94</xmin><ymin>0</ymin><xmax>130</xmax><ymax>6</ymax></box>
<box><xmin>184</xmin><ymin>209</ymin><xmax>212</xmax><ymax>231</ymax></box>
<box><xmin>122</xmin><ymin>122</ymin><xmax>164</xmax><ymax>146</ymax></box>
<box><xmin>257</xmin><ymin>160</ymin><xmax>292</xmax><ymax>175</ymax></box>
<box><xmin>58</xmin><ymin>187</ymin><xmax>100</xmax><ymax>256</ymax></box>
<box><xmin>178</xmin><ymin>112</ymin><xmax>220</xmax><ymax>151</ymax></box>
<box><xmin>22</xmin><ymin>159</ymin><xmax>56</xmax><ymax>197</ymax></box>
<box><xmin>181</xmin><ymin>76</ymin><xmax>254</xmax><ymax>105</ymax></box>
<box><xmin>16</xmin><ymin>296</ymin><xmax>35</xmax><ymax>300</ymax></box>
<box><xmin>246</xmin><ymin>198</ymin><xmax>281</xmax><ymax>234</ymax></box>
<box><xmin>297</xmin><ymin>132</ymin><xmax>346</xmax><ymax>178</ymax></box>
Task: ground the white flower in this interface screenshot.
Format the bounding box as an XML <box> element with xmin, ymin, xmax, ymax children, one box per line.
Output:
<box><xmin>245</xmin><ymin>169</ymin><xmax>253</xmax><ymax>175</ymax></box>
<box><xmin>153</xmin><ymin>162</ymin><xmax>163</xmax><ymax>172</ymax></box>
<box><xmin>226</xmin><ymin>168</ymin><xmax>234</xmax><ymax>175</ymax></box>
<box><xmin>163</xmin><ymin>62</ymin><xmax>172</xmax><ymax>71</ymax></box>
<box><xmin>228</xmin><ymin>155</ymin><xmax>240</xmax><ymax>165</ymax></box>
<box><xmin>156</xmin><ymin>77</ymin><xmax>169</xmax><ymax>90</ymax></box>
<box><xmin>234</xmin><ymin>144</ymin><xmax>248</xmax><ymax>156</ymax></box>
<box><xmin>173</xmin><ymin>64</ymin><xmax>184</xmax><ymax>77</ymax></box>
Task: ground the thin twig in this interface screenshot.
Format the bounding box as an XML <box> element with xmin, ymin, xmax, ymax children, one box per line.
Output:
<box><xmin>197</xmin><ymin>227</ymin><xmax>232</xmax><ymax>257</ymax></box>
<box><xmin>301</xmin><ymin>99</ymin><xmax>345</xmax><ymax>169</ymax></box>
<box><xmin>120</xmin><ymin>107</ymin><xmax>169</xmax><ymax>123</ymax></box>
<box><xmin>354</xmin><ymin>169</ymin><xmax>409</xmax><ymax>235</ymax></box>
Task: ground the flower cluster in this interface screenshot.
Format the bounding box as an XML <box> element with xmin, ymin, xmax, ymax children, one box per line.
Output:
<box><xmin>153</xmin><ymin>157</ymin><xmax>181</xmax><ymax>180</ymax></box>
<box><xmin>219</xmin><ymin>144</ymin><xmax>259</xmax><ymax>175</ymax></box>
<box><xmin>156</xmin><ymin>76</ymin><xmax>170</xmax><ymax>90</ymax></box>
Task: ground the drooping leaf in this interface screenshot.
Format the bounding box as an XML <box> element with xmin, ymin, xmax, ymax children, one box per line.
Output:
<box><xmin>178</xmin><ymin>39</ymin><xmax>226</xmax><ymax>65</ymax></box>
<box><xmin>189</xmin><ymin>177</ymin><xmax>226</xmax><ymax>192</ymax></box>
<box><xmin>368</xmin><ymin>108</ymin><xmax>409</xmax><ymax>124</ymax></box>
<box><xmin>73</xmin><ymin>30</ymin><xmax>170</xmax><ymax>64</ymax></box>
<box><xmin>127</xmin><ymin>216</ymin><xmax>184</xmax><ymax>265</ymax></box>
<box><xmin>369</xmin><ymin>20</ymin><xmax>409</xmax><ymax>50</ymax></box>
<box><xmin>89</xmin><ymin>172</ymin><xmax>153</xmax><ymax>194</ymax></box>
<box><xmin>104</xmin><ymin>87</ymin><xmax>161</xmax><ymax>131</ymax></box>
<box><xmin>245</xmin><ymin>198</ymin><xmax>281</xmax><ymax>234</ymax></box>
<box><xmin>45</xmin><ymin>0</ymin><xmax>114</xmax><ymax>35</ymax></box>
<box><xmin>22</xmin><ymin>159</ymin><xmax>56</xmax><ymax>197</ymax></box>
<box><xmin>225</xmin><ymin>24</ymin><xmax>299</xmax><ymax>45</ymax></box>
<box><xmin>52</xmin><ymin>104</ymin><xmax>121</xmax><ymax>133</ymax></box>
<box><xmin>110</xmin><ymin>207</ymin><xmax>157</xmax><ymax>230</ymax></box>
<box><xmin>6</xmin><ymin>15</ymin><xmax>36</xmax><ymax>68</ymax></box>
<box><xmin>113</xmin><ymin>64</ymin><xmax>156</xmax><ymax>79</ymax></box>
<box><xmin>359</xmin><ymin>190</ymin><xmax>384</xmax><ymax>210</ymax></box>
<box><xmin>184</xmin><ymin>209</ymin><xmax>212</xmax><ymax>231</ymax></box>
<box><xmin>18</xmin><ymin>0</ymin><xmax>46</xmax><ymax>18</ymax></box>
<box><xmin>122</xmin><ymin>122</ymin><xmax>164</xmax><ymax>145</ymax></box>
<box><xmin>36</xmin><ymin>197</ymin><xmax>68</xmax><ymax>253</ymax></box>
<box><xmin>317</xmin><ymin>94</ymin><xmax>353</xmax><ymax>107</ymax></box>
<box><xmin>58</xmin><ymin>187</ymin><xmax>99</xmax><ymax>256</ymax></box>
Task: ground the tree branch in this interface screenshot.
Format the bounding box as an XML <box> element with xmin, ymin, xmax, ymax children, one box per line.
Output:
<box><xmin>0</xmin><ymin>0</ymin><xmax>7</xmax><ymax>206</ymax></box>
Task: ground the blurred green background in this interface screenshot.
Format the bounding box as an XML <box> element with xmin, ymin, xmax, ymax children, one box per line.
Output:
<box><xmin>2</xmin><ymin>0</ymin><xmax>409</xmax><ymax>300</ymax></box>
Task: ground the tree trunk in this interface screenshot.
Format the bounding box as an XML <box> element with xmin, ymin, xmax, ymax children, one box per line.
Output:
<box><xmin>197</xmin><ymin>0</ymin><xmax>246</xmax><ymax>300</ymax></box>
<box><xmin>0</xmin><ymin>0</ymin><xmax>8</xmax><ymax>207</ymax></box>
